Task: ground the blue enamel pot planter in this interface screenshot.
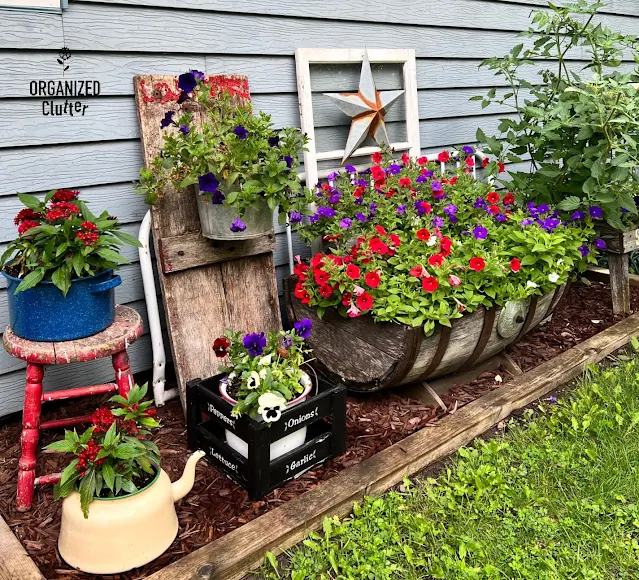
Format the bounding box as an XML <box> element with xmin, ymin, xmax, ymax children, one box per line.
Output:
<box><xmin>2</xmin><ymin>269</ymin><xmax>122</xmax><ymax>342</ymax></box>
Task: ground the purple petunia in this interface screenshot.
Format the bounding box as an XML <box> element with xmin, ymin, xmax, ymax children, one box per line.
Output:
<box><xmin>594</xmin><ymin>239</ymin><xmax>606</xmax><ymax>250</ymax></box>
<box><xmin>179</xmin><ymin>124</ymin><xmax>190</xmax><ymax>134</ymax></box>
<box><xmin>443</xmin><ymin>203</ymin><xmax>458</xmax><ymax>216</ymax></box>
<box><xmin>462</xmin><ymin>145</ymin><xmax>474</xmax><ymax>155</ymax></box>
<box><xmin>293</xmin><ymin>318</ymin><xmax>313</xmax><ymax>339</ymax></box>
<box><xmin>571</xmin><ymin>211</ymin><xmax>585</xmax><ymax>221</ymax></box>
<box><xmin>284</xmin><ymin>155</ymin><xmax>294</xmax><ymax>169</ymax></box>
<box><xmin>386</xmin><ymin>164</ymin><xmax>402</xmax><ymax>175</ymax></box>
<box><xmin>243</xmin><ymin>332</ymin><xmax>267</xmax><ymax>356</ymax></box>
<box><xmin>198</xmin><ymin>172</ymin><xmax>220</xmax><ymax>193</ymax></box>
<box><xmin>495</xmin><ymin>214</ymin><xmax>507</xmax><ymax>222</ymax></box>
<box><xmin>473</xmin><ymin>226</ymin><xmax>488</xmax><ymax>240</ymax></box>
<box><xmin>289</xmin><ymin>210</ymin><xmax>303</xmax><ymax>224</ymax></box>
<box><xmin>268</xmin><ymin>135</ymin><xmax>280</xmax><ymax>147</ymax></box>
<box><xmin>540</xmin><ymin>218</ymin><xmax>561</xmax><ymax>231</ymax></box>
<box><xmin>355</xmin><ymin>179</ymin><xmax>368</xmax><ymax>187</ymax></box>
<box><xmin>354</xmin><ymin>212</ymin><xmax>367</xmax><ymax>222</ymax></box>
<box><xmin>578</xmin><ymin>245</ymin><xmax>590</xmax><ymax>257</ymax></box>
<box><xmin>339</xmin><ymin>218</ymin><xmax>352</xmax><ymax>229</ymax></box>
<box><xmin>230</xmin><ymin>216</ymin><xmax>246</xmax><ymax>233</ymax></box>
<box><xmin>432</xmin><ymin>216</ymin><xmax>445</xmax><ymax>228</ymax></box>
<box><xmin>589</xmin><ymin>206</ymin><xmax>603</xmax><ymax>219</ymax></box>
<box><xmin>537</xmin><ymin>204</ymin><xmax>550</xmax><ymax>215</ymax></box>
<box><xmin>234</xmin><ymin>125</ymin><xmax>248</xmax><ymax>140</ymax></box>
<box><xmin>397</xmin><ymin>204</ymin><xmax>407</xmax><ymax>215</ymax></box>
<box><xmin>354</xmin><ymin>197</ymin><xmax>364</xmax><ymax>206</ymax></box>
<box><xmin>328</xmin><ymin>193</ymin><xmax>342</xmax><ymax>204</ymax></box>
<box><xmin>431</xmin><ymin>181</ymin><xmax>443</xmax><ymax>193</ymax></box>
<box><xmin>344</xmin><ymin>165</ymin><xmax>357</xmax><ymax>173</ymax></box>
<box><xmin>416</xmin><ymin>174</ymin><xmax>428</xmax><ymax>184</ymax></box>
<box><xmin>191</xmin><ymin>70</ymin><xmax>205</xmax><ymax>81</ymax></box>
<box><xmin>160</xmin><ymin>111</ymin><xmax>175</xmax><ymax>129</ymax></box>
<box><xmin>309</xmin><ymin>214</ymin><xmax>320</xmax><ymax>223</ymax></box>
<box><xmin>422</xmin><ymin>170</ymin><xmax>435</xmax><ymax>179</ymax></box>
<box><xmin>317</xmin><ymin>206</ymin><xmax>335</xmax><ymax>218</ymax></box>
<box><xmin>178</xmin><ymin>72</ymin><xmax>197</xmax><ymax>93</ymax></box>
<box><xmin>327</xmin><ymin>171</ymin><xmax>339</xmax><ymax>182</ymax></box>
<box><xmin>210</xmin><ymin>190</ymin><xmax>225</xmax><ymax>204</ymax></box>
<box><xmin>369</xmin><ymin>202</ymin><xmax>378</xmax><ymax>215</ymax></box>
<box><xmin>474</xmin><ymin>198</ymin><xmax>487</xmax><ymax>210</ymax></box>
<box><xmin>520</xmin><ymin>218</ymin><xmax>534</xmax><ymax>226</ymax></box>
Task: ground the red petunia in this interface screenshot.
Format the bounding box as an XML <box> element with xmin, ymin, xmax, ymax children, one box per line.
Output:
<box><xmin>294</xmin><ymin>282</ymin><xmax>307</xmax><ymax>299</ymax></box>
<box><xmin>310</xmin><ymin>253</ymin><xmax>324</xmax><ymax>269</ymax></box>
<box><xmin>503</xmin><ymin>192</ymin><xmax>515</xmax><ymax>205</ymax></box>
<box><xmin>440</xmin><ymin>237</ymin><xmax>453</xmax><ymax>257</ymax></box>
<box><xmin>510</xmin><ymin>258</ymin><xmax>521</xmax><ymax>272</ymax></box>
<box><xmin>482</xmin><ymin>157</ymin><xmax>490</xmax><ymax>168</ymax></box>
<box><xmin>417</xmin><ymin>156</ymin><xmax>428</xmax><ymax>166</ymax></box>
<box><xmin>319</xmin><ymin>285</ymin><xmax>333</xmax><ymax>298</ymax></box>
<box><xmin>422</xmin><ymin>276</ymin><xmax>439</xmax><ymax>293</ymax></box>
<box><xmin>369</xmin><ymin>237</ymin><xmax>390</xmax><ymax>255</ymax></box>
<box><xmin>371</xmin><ymin>165</ymin><xmax>385</xmax><ymax>180</ymax></box>
<box><xmin>353</xmin><ymin>186</ymin><xmax>365</xmax><ymax>198</ymax></box>
<box><xmin>416</xmin><ymin>229</ymin><xmax>431</xmax><ymax>241</ymax></box>
<box><xmin>301</xmin><ymin>290</ymin><xmax>311</xmax><ymax>304</ymax></box>
<box><xmin>356</xmin><ymin>292</ymin><xmax>374</xmax><ymax>310</ymax></box>
<box><xmin>488</xmin><ymin>204</ymin><xmax>500</xmax><ymax>215</ymax></box>
<box><xmin>294</xmin><ymin>262</ymin><xmax>308</xmax><ymax>277</ymax></box>
<box><xmin>438</xmin><ymin>151</ymin><xmax>450</xmax><ymax>163</ymax></box>
<box><xmin>497</xmin><ymin>162</ymin><xmax>505</xmax><ymax>173</ymax></box>
<box><xmin>371</xmin><ymin>152</ymin><xmax>383</xmax><ymax>164</ymax></box>
<box><xmin>465</xmin><ymin>156</ymin><xmax>475</xmax><ymax>167</ymax></box>
<box><xmin>487</xmin><ymin>191</ymin><xmax>500</xmax><ymax>203</ymax></box>
<box><xmin>428</xmin><ymin>254</ymin><xmax>444</xmax><ymax>268</ymax></box>
<box><xmin>321</xmin><ymin>183</ymin><xmax>331</xmax><ymax>193</ymax></box>
<box><xmin>213</xmin><ymin>337</ymin><xmax>230</xmax><ymax>358</ymax></box>
<box><xmin>401</xmin><ymin>153</ymin><xmax>410</xmax><ymax>165</ymax></box>
<box><xmin>469</xmin><ymin>257</ymin><xmax>486</xmax><ymax>272</ymax></box>
<box><xmin>398</xmin><ymin>177</ymin><xmax>412</xmax><ymax>188</ymax></box>
<box><xmin>365</xmin><ymin>271</ymin><xmax>381</xmax><ymax>288</ymax></box>
<box><xmin>342</xmin><ymin>292</ymin><xmax>352</xmax><ymax>306</ymax></box>
<box><xmin>389</xmin><ymin>233</ymin><xmax>401</xmax><ymax>247</ymax></box>
<box><xmin>375</xmin><ymin>225</ymin><xmax>387</xmax><ymax>237</ymax></box>
<box><xmin>410</xmin><ymin>265</ymin><xmax>424</xmax><ymax>278</ymax></box>
<box><xmin>449</xmin><ymin>176</ymin><xmax>458</xmax><ymax>186</ymax></box>
<box><xmin>314</xmin><ymin>269</ymin><xmax>330</xmax><ymax>285</ymax></box>
<box><xmin>346</xmin><ymin>264</ymin><xmax>360</xmax><ymax>280</ymax></box>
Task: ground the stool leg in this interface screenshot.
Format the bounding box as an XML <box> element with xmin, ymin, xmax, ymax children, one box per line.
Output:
<box><xmin>112</xmin><ymin>350</ymin><xmax>133</xmax><ymax>397</ymax></box>
<box><xmin>17</xmin><ymin>363</ymin><xmax>44</xmax><ymax>512</ymax></box>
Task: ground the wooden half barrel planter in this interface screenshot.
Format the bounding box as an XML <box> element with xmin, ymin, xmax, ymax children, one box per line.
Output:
<box><xmin>284</xmin><ymin>277</ymin><xmax>567</xmax><ymax>392</ymax></box>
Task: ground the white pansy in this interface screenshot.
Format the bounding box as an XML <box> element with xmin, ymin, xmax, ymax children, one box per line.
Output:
<box><xmin>548</xmin><ymin>272</ymin><xmax>559</xmax><ymax>283</ymax></box>
<box><xmin>258</xmin><ymin>368</ymin><xmax>268</xmax><ymax>379</ymax></box>
<box><xmin>246</xmin><ymin>371</ymin><xmax>261</xmax><ymax>390</ymax></box>
<box><xmin>258</xmin><ymin>354</ymin><xmax>273</xmax><ymax>366</ymax></box>
<box><xmin>526</xmin><ymin>280</ymin><xmax>538</xmax><ymax>289</ymax></box>
<box><xmin>300</xmin><ymin>372</ymin><xmax>312</xmax><ymax>390</ymax></box>
<box><xmin>257</xmin><ymin>392</ymin><xmax>287</xmax><ymax>423</ymax></box>
<box><xmin>227</xmin><ymin>372</ymin><xmax>236</xmax><ymax>381</ymax></box>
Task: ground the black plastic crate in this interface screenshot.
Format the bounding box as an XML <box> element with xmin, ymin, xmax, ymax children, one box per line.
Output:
<box><xmin>186</xmin><ymin>373</ymin><xmax>347</xmax><ymax>499</ymax></box>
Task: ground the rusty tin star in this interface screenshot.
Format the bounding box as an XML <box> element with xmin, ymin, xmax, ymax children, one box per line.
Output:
<box><xmin>323</xmin><ymin>51</ymin><xmax>404</xmax><ymax>163</ymax></box>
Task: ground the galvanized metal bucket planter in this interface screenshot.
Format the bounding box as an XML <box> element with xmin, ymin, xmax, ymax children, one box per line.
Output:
<box><xmin>2</xmin><ymin>269</ymin><xmax>121</xmax><ymax>342</ymax></box>
<box><xmin>196</xmin><ymin>191</ymin><xmax>273</xmax><ymax>241</ymax></box>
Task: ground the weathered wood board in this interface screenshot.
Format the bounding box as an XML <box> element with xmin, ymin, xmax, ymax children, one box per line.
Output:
<box><xmin>144</xmin><ymin>308</ymin><xmax>639</xmax><ymax>580</ymax></box>
<box><xmin>0</xmin><ymin>516</ymin><xmax>44</xmax><ymax>580</ymax></box>
<box><xmin>134</xmin><ymin>75</ymin><xmax>281</xmax><ymax>410</ymax></box>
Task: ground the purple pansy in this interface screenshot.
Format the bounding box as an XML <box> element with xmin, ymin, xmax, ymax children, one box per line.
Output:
<box><xmin>282</xmin><ymin>335</ymin><xmax>294</xmax><ymax>349</ymax></box>
<box><xmin>234</xmin><ymin>125</ymin><xmax>248</xmax><ymax>139</ymax></box>
<box><xmin>473</xmin><ymin>226</ymin><xmax>488</xmax><ymax>240</ymax></box>
<box><xmin>230</xmin><ymin>216</ymin><xmax>246</xmax><ymax>233</ymax></box>
<box><xmin>191</xmin><ymin>70</ymin><xmax>205</xmax><ymax>81</ymax></box>
<box><xmin>293</xmin><ymin>318</ymin><xmax>313</xmax><ymax>339</ymax></box>
<box><xmin>160</xmin><ymin>111</ymin><xmax>175</xmax><ymax>129</ymax></box>
<box><xmin>243</xmin><ymin>332</ymin><xmax>267</xmax><ymax>356</ymax></box>
<box><xmin>198</xmin><ymin>172</ymin><xmax>220</xmax><ymax>193</ymax></box>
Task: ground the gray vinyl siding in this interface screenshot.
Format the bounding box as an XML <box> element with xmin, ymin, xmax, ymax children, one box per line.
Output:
<box><xmin>0</xmin><ymin>0</ymin><xmax>637</xmax><ymax>416</ymax></box>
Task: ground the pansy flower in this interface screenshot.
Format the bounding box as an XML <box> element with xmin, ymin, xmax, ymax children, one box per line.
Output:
<box><xmin>293</xmin><ymin>318</ymin><xmax>313</xmax><ymax>339</ymax></box>
<box><xmin>213</xmin><ymin>337</ymin><xmax>230</xmax><ymax>358</ymax></box>
<box><xmin>243</xmin><ymin>332</ymin><xmax>267</xmax><ymax>356</ymax></box>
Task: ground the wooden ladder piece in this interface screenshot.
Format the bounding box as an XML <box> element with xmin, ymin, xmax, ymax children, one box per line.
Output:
<box><xmin>134</xmin><ymin>75</ymin><xmax>281</xmax><ymax>410</ymax></box>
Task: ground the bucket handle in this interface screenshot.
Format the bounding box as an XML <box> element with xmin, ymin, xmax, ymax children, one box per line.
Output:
<box><xmin>90</xmin><ymin>275</ymin><xmax>122</xmax><ymax>294</ymax></box>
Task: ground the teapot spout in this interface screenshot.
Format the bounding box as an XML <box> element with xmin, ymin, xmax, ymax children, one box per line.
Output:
<box><xmin>171</xmin><ymin>450</ymin><xmax>206</xmax><ymax>502</ymax></box>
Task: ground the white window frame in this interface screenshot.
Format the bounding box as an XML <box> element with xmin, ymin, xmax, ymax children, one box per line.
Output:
<box><xmin>0</xmin><ymin>0</ymin><xmax>66</xmax><ymax>11</ymax></box>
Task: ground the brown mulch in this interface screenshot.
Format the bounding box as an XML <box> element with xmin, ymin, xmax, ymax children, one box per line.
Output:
<box><xmin>0</xmin><ymin>281</ymin><xmax>634</xmax><ymax>579</ymax></box>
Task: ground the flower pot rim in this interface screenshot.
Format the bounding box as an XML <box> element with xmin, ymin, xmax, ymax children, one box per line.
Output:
<box><xmin>92</xmin><ymin>467</ymin><xmax>161</xmax><ymax>502</ymax></box>
<box><xmin>219</xmin><ymin>370</ymin><xmax>313</xmax><ymax>407</ymax></box>
<box><xmin>1</xmin><ymin>267</ymin><xmax>114</xmax><ymax>285</ymax></box>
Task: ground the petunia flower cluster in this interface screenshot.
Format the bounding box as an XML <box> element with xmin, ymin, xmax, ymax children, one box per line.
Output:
<box><xmin>293</xmin><ymin>147</ymin><xmax>598</xmax><ymax>334</ymax></box>
<box><xmin>214</xmin><ymin>322</ymin><xmax>314</xmax><ymax>422</ymax></box>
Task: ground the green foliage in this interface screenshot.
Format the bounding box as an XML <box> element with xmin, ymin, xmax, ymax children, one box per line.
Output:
<box><xmin>260</xmin><ymin>352</ymin><xmax>639</xmax><ymax>579</ymax></box>
<box><xmin>294</xmin><ymin>147</ymin><xmax>596</xmax><ymax>330</ymax></box>
<box><xmin>215</xmin><ymin>326</ymin><xmax>313</xmax><ymax>421</ymax></box>
<box><xmin>477</xmin><ymin>0</ymin><xmax>639</xmax><ymax>228</ymax></box>
<box><xmin>136</xmin><ymin>76</ymin><xmax>312</xmax><ymax>219</ymax></box>
<box><xmin>45</xmin><ymin>384</ymin><xmax>160</xmax><ymax>518</ymax></box>
<box><xmin>1</xmin><ymin>190</ymin><xmax>140</xmax><ymax>296</ymax></box>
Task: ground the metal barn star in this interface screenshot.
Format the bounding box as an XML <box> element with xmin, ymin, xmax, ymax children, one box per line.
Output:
<box><xmin>323</xmin><ymin>52</ymin><xmax>405</xmax><ymax>163</ymax></box>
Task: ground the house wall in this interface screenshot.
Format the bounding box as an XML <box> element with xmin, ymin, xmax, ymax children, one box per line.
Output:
<box><xmin>0</xmin><ymin>0</ymin><xmax>637</xmax><ymax>416</ymax></box>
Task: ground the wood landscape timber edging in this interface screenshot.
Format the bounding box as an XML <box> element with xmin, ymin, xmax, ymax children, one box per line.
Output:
<box><xmin>143</xmin><ymin>310</ymin><xmax>639</xmax><ymax>580</ymax></box>
<box><xmin>0</xmin><ymin>516</ymin><xmax>44</xmax><ymax>580</ymax></box>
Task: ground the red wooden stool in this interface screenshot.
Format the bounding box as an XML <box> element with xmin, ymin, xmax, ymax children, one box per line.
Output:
<box><xmin>3</xmin><ymin>305</ymin><xmax>143</xmax><ymax>511</ymax></box>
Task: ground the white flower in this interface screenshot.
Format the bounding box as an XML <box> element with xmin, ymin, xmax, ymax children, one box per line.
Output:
<box><xmin>258</xmin><ymin>354</ymin><xmax>273</xmax><ymax>366</ymax></box>
<box><xmin>548</xmin><ymin>273</ymin><xmax>559</xmax><ymax>283</ymax></box>
<box><xmin>227</xmin><ymin>372</ymin><xmax>236</xmax><ymax>381</ymax></box>
<box><xmin>257</xmin><ymin>392</ymin><xmax>287</xmax><ymax>423</ymax></box>
<box><xmin>526</xmin><ymin>280</ymin><xmax>538</xmax><ymax>289</ymax></box>
<box><xmin>246</xmin><ymin>371</ymin><xmax>261</xmax><ymax>390</ymax></box>
<box><xmin>259</xmin><ymin>368</ymin><xmax>268</xmax><ymax>379</ymax></box>
<box><xmin>426</xmin><ymin>236</ymin><xmax>437</xmax><ymax>247</ymax></box>
<box><xmin>300</xmin><ymin>372</ymin><xmax>312</xmax><ymax>390</ymax></box>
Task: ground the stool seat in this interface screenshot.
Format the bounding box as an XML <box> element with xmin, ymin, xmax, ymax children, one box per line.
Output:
<box><xmin>3</xmin><ymin>305</ymin><xmax>143</xmax><ymax>365</ymax></box>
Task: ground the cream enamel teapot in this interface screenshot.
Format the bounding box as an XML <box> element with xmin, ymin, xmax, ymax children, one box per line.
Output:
<box><xmin>58</xmin><ymin>450</ymin><xmax>205</xmax><ymax>574</ymax></box>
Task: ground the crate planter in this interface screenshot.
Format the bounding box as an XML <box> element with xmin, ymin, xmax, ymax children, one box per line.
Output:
<box><xmin>186</xmin><ymin>373</ymin><xmax>347</xmax><ymax>499</ymax></box>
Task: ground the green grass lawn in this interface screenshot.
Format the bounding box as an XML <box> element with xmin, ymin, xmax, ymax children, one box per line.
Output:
<box><xmin>260</xmin><ymin>349</ymin><xmax>639</xmax><ymax>579</ymax></box>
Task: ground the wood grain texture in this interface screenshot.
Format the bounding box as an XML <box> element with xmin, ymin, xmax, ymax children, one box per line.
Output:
<box><xmin>145</xmin><ymin>310</ymin><xmax>639</xmax><ymax>580</ymax></box>
<box><xmin>134</xmin><ymin>74</ymin><xmax>281</xmax><ymax>411</ymax></box>
<box><xmin>0</xmin><ymin>514</ymin><xmax>44</xmax><ymax>580</ymax></box>
<box><xmin>0</xmin><ymin>9</ymin><xmax>63</xmax><ymax>50</ymax></box>
<box><xmin>608</xmin><ymin>253</ymin><xmax>631</xmax><ymax>316</ymax></box>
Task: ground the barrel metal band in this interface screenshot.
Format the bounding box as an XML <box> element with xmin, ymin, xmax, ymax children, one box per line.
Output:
<box><xmin>462</xmin><ymin>307</ymin><xmax>497</xmax><ymax>370</ymax></box>
<box><xmin>416</xmin><ymin>325</ymin><xmax>452</xmax><ymax>382</ymax></box>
